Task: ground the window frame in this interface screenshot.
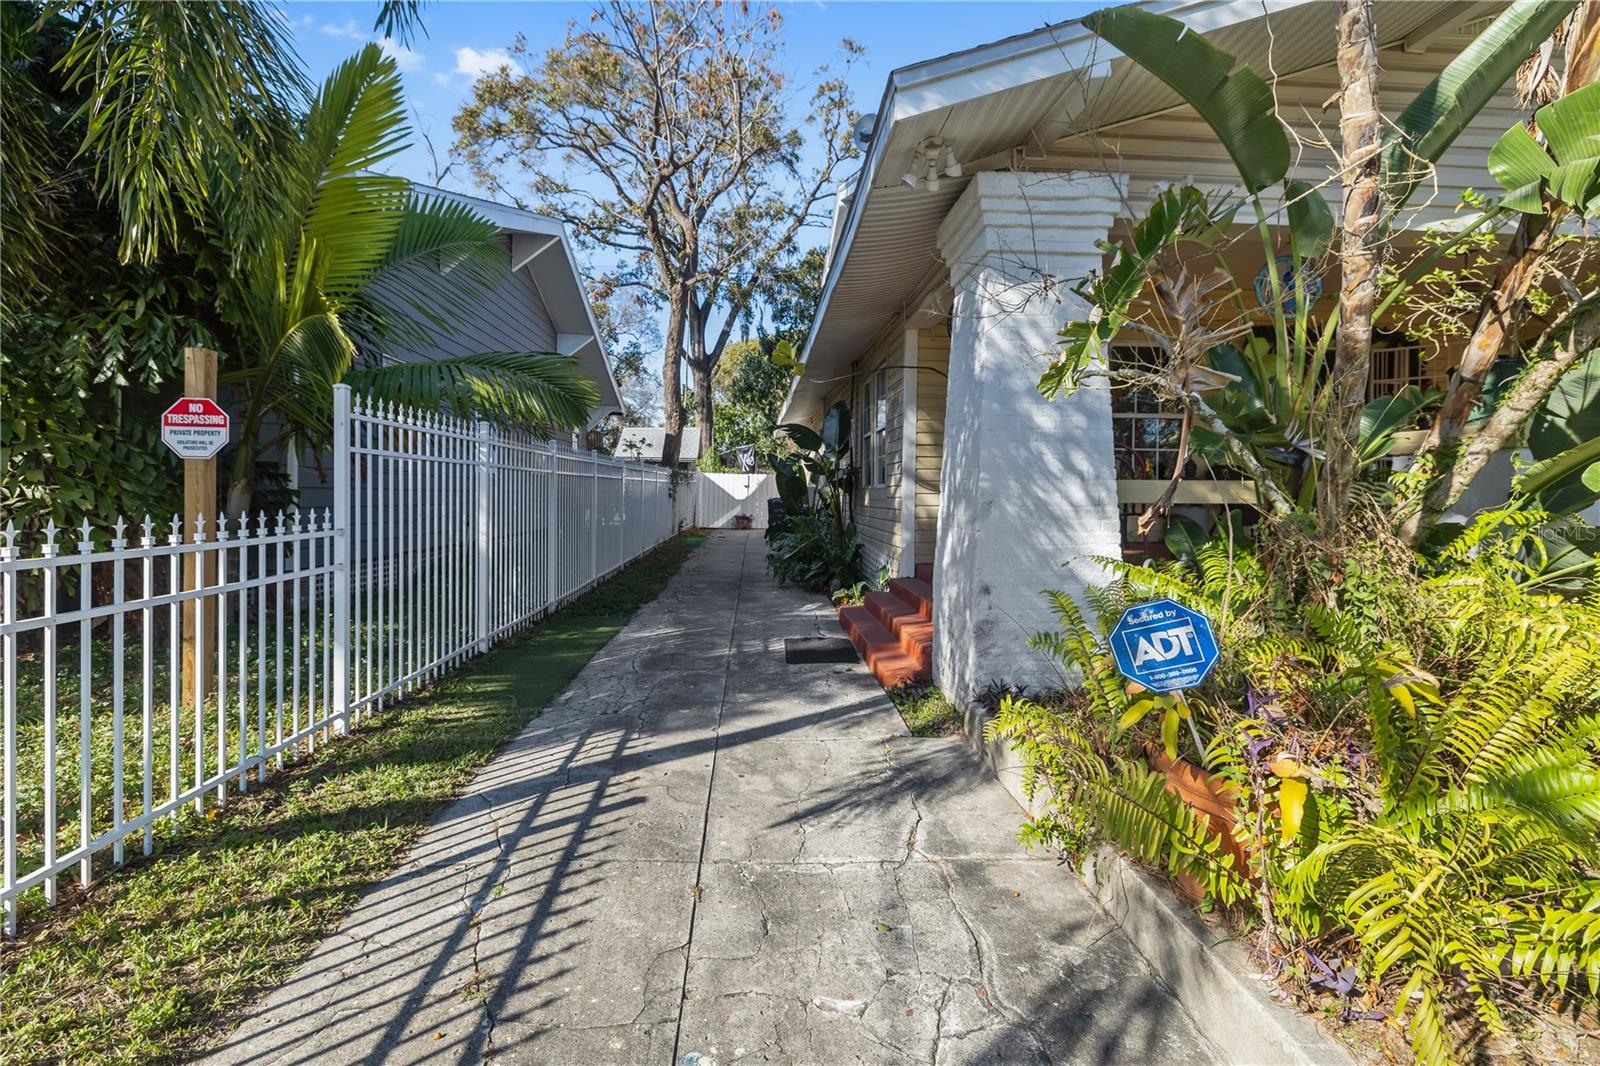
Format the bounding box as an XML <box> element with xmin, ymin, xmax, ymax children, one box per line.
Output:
<box><xmin>873</xmin><ymin>367</ymin><xmax>889</xmax><ymax>487</ymax></box>
<box><xmin>1109</xmin><ymin>343</ymin><xmax>1186</xmax><ymax>483</ymax></box>
<box><xmin>858</xmin><ymin>373</ymin><xmax>874</xmax><ymax>490</ymax></box>
<box><xmin>1367</xmin><ymin>338</ymin><xmax>1428</xmax><ymax>401</ymax></box>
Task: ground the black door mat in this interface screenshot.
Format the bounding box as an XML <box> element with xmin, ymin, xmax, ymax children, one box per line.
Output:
<box><xmin>784</xmin><ymin>637</ymin><xmax>860</xmax><ymax>664</ymax></box>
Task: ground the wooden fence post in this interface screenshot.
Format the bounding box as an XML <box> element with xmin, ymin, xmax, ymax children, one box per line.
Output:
<box><xmin>181</xmin><ymin>346</ymin><xmax>218</xmax><ymax>702</ymax></box>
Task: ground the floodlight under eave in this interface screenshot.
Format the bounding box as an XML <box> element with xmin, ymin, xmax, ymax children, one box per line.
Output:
<box><xmin>943</xmin><ymin>146</ymin><xmax>963</xmax><ymax>178</ymax></box>
<box><xmin>901</xmin><ymin>170</ymin><xmax>919</xmax><ymax>189</ymax></box>
<box><xmin>924</xmin><ymin>158</ymin><xmax>941</xmax><ymax>193</ymax></box>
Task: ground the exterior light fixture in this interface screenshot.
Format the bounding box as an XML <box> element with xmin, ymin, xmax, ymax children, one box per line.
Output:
<box><xmin>943</xmin><ymin>146</ymin><xmax>962</xmax><ymax>178</ymax></box>
<box><xmin>924</xmin><ymin>158</ymin><xmax>941</xmax><ymax>193</ymax></box>
<box><xmin>901</xmin><ymin>169</ymin><xmax>919</xmax><ymax>189</ymax></box>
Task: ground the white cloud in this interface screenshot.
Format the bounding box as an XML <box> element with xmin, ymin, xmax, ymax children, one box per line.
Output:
<box><xmin>319</xmin><ymin>18</ymin><xmax>362</xmax><ymax>40</ymax></box>
<box><xmin>377</xmin><ymin>37</ymin><xmax>423</xmax><ymax>72</ymax></box>
<box><xmin>454</xmin><ymin>46</ymin><xmax>514</xmax><ymax>80</ymax></box>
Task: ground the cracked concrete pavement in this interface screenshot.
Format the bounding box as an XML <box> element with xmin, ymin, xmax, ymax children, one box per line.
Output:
<box><xmin>204</xmin><ymin>531</ymin><xmax>1221</xmax><ymax>1065</ymax></box>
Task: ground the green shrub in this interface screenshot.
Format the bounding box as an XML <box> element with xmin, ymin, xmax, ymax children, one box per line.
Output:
<box><xmin>990</xmin><ymin>510</ymin><xmax>1600</xmax><ymax>1066</ymax></box>
<box><xmin>766</xmin><ymin>508</ymin><xmax>860</xmax><ymax>593</ymax></box>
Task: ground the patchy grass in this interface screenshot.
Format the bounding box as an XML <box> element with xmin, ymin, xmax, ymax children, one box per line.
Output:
<box><xmin>888</xmin><ymin>681</ymin><xmax>965</xmax><ymax>737</ymax></box>
<box><xmin>0</xmin><ymin>532</ymin><xmax>708</xmax><ymax>1066</ymax></box>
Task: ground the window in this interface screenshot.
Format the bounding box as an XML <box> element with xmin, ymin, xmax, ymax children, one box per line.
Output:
<box><xmin>874</xmin><ymin>367</ymin><xmax>889</xmax><ymax>487</ymax></box>
<box><xmin>857</xmin><ymin>368</ymin><xmax>890</xmax><ymax>489</ymax></box>
<box><xmin>1110</xmin><ymin>345</ymin><xmax>1185</xmax><ymax>481</ymax></box>
<box><xmin>859</xmin><ymin>374</ymin><xmax>874</xmax><ymax>487</ymax></box>
<box><xmin>1367</xmin><ymin>339</ymin><xmax>1427</xmax><ymax>400</ymax></box>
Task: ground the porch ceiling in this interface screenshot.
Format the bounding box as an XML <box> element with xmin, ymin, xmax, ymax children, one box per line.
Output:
<box><xmin>783</xmin><ymin>0</ymin><xmax>1492</xmax><ymax>425</ymax></box>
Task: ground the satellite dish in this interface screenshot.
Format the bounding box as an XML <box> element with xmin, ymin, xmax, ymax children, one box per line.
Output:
<box><xmin>853</xmin><ymin>113</ymin><xmax>877</xmax><ymax>149</ymax></box>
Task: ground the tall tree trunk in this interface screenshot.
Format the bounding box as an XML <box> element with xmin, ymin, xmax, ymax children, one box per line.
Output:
<box><xmin>660</xmin><ymin>292</ymin><xmax>688</xmax><ymax>467</ymax></box>
<box><xmin>1399</xmin><ymin>214</ymin><xmax>1553</xmax><ymax>543</ymax></box>
<box><xmin>1319</xmin><ymin>0</ymin><xmax>1383</xmax><ymax>540</ymax></box>
<box><xmin>693</xmin><ymin>369</ymin><xmax>715</xmax><ymax>461</ymax></box>
<box><xmin>685</xmin><ymin>304</ymin><xmax>716</xmax><ymax>462</ymax></box>
<box><xmin>1416</xmin><ymin>302</ymin><xmax>1600</xmax><ymax>522</ymax></box>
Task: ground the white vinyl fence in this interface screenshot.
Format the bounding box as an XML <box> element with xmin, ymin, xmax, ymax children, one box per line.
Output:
<box><xmin>676</xmin><ymin>473</ymin><xmax>779</xmax><ymax>530</ymax></box>
<box><xmin>0</xmin><ymin>386</ymin><xmax>677</xmax><ymax>934</ymax></box>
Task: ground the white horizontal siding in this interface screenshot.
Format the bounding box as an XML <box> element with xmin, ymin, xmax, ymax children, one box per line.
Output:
<box><xmin>1038</xmin><ymin>37</ymin><xmax>1529</xmax><ymax>228</ymax></box>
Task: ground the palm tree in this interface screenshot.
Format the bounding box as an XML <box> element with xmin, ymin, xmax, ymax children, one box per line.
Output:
<box><xmin>206</xmin><ymin>44</ymin><xmax>598</xmax><ymax>514</ymax></box>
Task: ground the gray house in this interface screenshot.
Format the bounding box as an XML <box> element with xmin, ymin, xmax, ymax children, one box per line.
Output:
<box><xmin>293</xmin><ymin>185</ymin><xmax>621</xmax><ymax>509</ymax></box>
<box><xmin>613</xmin><ymin>427</ymin><xmax>701</xmax><ymax>468</ymax></box>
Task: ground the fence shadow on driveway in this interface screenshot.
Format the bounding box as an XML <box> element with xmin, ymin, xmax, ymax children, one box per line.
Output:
<box><xmin>206</xmin><ymin>533</ymin><xmax>1217</xmax><ymax>1065</ymax></box>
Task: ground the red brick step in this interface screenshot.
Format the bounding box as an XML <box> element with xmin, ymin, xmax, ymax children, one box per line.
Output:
<box><xmin>864</xmin><ymin>591</ymin><xmax>932</xmax><ymax>671</ymax></box>
<box><xmin>888</xmin><ymin>577</ymin><xmax>933</xmax><ymax>622</ymax></box>
<box><xmin>838</xmin><ymin>605</ymin><xmax>926</xmax><ymax>688</ymax></box>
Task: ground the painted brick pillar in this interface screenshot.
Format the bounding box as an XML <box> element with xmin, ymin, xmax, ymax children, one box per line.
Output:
<box><xmin>932</xmin><ymin>171</ymin><xmax>1123</xmax><ymax>702</ymax></box>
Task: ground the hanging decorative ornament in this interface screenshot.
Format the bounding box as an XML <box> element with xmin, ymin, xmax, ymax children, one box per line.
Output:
<box><xmin>1254</xmin><ymin>254</ymin><xmax>1324</xmax><ymax>318</ymax></box>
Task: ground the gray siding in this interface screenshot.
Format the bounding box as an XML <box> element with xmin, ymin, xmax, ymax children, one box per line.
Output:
<box><xmin>295</xmin><ymin>237</ymin><xmax>560</xmax><ymax>509</ymax></box>
<box><xmin>377</xmin><ymin>237</ymin><xmax>557</xmax><ymax>362</ymax></box>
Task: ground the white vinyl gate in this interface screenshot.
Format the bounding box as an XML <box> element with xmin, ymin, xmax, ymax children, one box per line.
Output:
<box><xmin>0</xmin><ymin>385</ymin><xmax>677</xmax><ymax>934</ymax></box>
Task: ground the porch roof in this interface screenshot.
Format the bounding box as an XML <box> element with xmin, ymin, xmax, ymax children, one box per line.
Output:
<box><xmin>781</xmin><ymin>0</ymin><xmax>1497</xmax><ymax>426</ymax></box>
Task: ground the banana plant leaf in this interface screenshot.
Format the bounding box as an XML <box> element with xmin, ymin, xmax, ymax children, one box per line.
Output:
<box><xmin>1163</xmin><ymin>513</ymin><xmax>1208</xmax><ymax>564</ymax></box>
<box><xmin>1525</xmin><ymin>347</ymin><xmax>1600</xmax><ymax>512</ymax></box>
<box><xmin>1284</xmin><ymin>178</ymin><xmax>1334</xmax><ymax>259</ymax></box>
<box><xmin>1518</xmin><ymin>435</ymin><xmax>1600</xmax><ymax>514</ymax></box>
<box><xmin>776</xmin><ymin>422</ymin><xmax>823</xmax><ymax>452</ymax></box>
<box><xmin>1489</xmin><ymin>81</ymin><xmax>1600</xmax><ymax>216</ymax></box>
<box><xmin>773</xmin><ymin>456</ymin><xmax>809</xmax><ymax>513</ymax></box>
<box><xmin>1356</xmin><ymin>386</ymin><xmax>1437</xmax><ymax>464</ymax></box>
<box><xmin>1083</xmin><ymin>7</ymin><xmax>1288</xmax><ymax>193</ymax></box>
<box><xmin>1382</xmin><ymin>0</ymin><xmax>1579</xmax><ymax>210</ymax></box>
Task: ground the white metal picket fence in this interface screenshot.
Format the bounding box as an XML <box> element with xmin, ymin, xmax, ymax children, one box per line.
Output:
<box><xmin>0</xmin><ymin>386</ymin><xmax>677</xmax><ymax>934</ymax></box>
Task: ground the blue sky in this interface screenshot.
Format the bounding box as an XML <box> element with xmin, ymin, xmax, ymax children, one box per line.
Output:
<box><xmin>285</xmin><ymin>1</ymin><xmax>1100</xmax><ymax>192</ymax></box>
<box><xmin>282</xmin><ymin>1</ymin><xmax>1100</xmax><ymax>381</ymax></box>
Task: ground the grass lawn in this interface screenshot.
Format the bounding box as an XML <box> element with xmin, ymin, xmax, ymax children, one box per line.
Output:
<box><xmin>0</xmin><ymin>531</ymin><xmax>708</xmax><ymax>1066</ymax></box>
<box><xmin>888</xmin><ymin>681</ymin><xmax>965</xmax><ymax>737</ymax></box>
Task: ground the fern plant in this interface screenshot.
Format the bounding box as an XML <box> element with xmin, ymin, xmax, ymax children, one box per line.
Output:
<box><xmin>991</xmin><ymin>518</ymin><xmax>1600</xmax><ymax>1066</ymax></box>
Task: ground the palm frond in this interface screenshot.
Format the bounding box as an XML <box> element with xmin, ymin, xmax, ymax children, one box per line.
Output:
<box><xmin>297</xmin><ymin>44</ymin><xmax>411</xmax><ymax>297</ymax></box>
<box><xmin>57</xmin><ymin>0</ymin><xmax>308</xmax><ymax>263</ymax></box>
<box><xmin>347</xmin><ymin>351</ymin><xmax>598</xmax><ymax>432</ymax></box>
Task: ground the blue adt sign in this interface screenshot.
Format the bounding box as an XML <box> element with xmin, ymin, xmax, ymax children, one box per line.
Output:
<box><xmin>1109</xmin><ymin>598</ymin><xmax>1220</xmax><ymax>693</ymax></box>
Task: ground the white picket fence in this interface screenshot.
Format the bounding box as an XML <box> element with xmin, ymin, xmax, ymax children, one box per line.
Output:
<box><xmin>0</xmin><ymin>386</ymin><xmax>677</xmax><ymax>934</ymax></box>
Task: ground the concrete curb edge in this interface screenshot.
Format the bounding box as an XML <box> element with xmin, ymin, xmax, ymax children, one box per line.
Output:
<box><xmin>963</xmin><ymin>702</ymin><xmax>1357</xmax><ymax>1066</ymax></box>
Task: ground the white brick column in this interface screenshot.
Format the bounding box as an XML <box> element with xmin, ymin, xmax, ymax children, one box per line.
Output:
<box><xmin>932</xmin><ymin>171</ymin><xmax>1123</xmax><ymax>702</ymax></box>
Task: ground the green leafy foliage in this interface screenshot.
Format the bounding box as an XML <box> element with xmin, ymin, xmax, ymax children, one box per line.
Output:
<box><xmin>1380</xmin><ymin>0</ymin><xmax>1578</xmax><ymax>211</ymax></box>
<box><xmin>710</xmin><ymin>339</ymin><xmax>797</xmax><ymax>470</ymax></box>
<box><xmin>992</xmin><ymin>514</ymin><xmax>1600</xmax><ymax>1065</ymax></box>
<box><xmin>768</xmin><ymin>400</ymin><xmax>861</xmax><ymax>593</ymax></box>
<box><xmin>1083</xmin><ymin>7</ymin><xmax>1287</xmax><ymax>193</ymax></box>
<box><xmin>209</xmin><ymin>44</ymin><xmax>597</xmax><ymax>510</ymax></box>
<box><xmin>1489</xmin><ymin>80</ymin><xmax>1600</xmax><ymax>215</ymax></box>
<box><xmin>1520</xmin><ymin>347</ymin><xmax>1600</xmax><ymax>514</ymax></box>
<box><xmin>766</xmin><ymin>509</ymin><xmax>860</xmax><ymax>593</ymax></box>
<box><xmin>1070</xmin><ymin>2</ymin><xmax>1579</xmax><ymax>537</ymax></box>
<box><xmin>1040</xmin><ymin>186</ymin><xmax>1235</xmax><ymax>400</ymax></box>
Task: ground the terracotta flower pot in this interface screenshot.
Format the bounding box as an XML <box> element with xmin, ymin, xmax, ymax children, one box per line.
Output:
<box><xmin>1146</xmin><ymin>745</ymin><xmax>1255</xmax><ymax>902</ymax></box>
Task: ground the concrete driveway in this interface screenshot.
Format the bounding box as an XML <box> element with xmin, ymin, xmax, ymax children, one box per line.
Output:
<box><xmin>206</xmin><ymin>531</ymin><xmax>1219</xmax><ymax>1065</ymax></box>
